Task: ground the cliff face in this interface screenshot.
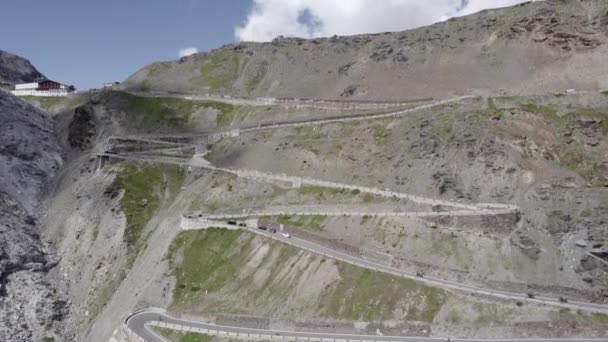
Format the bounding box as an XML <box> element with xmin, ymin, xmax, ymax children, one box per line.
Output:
<box><xmin>0</xmin><ymin>50</ymin><xmax>46</xmax><ymax>89</ymax></box>
<box><xmin>0</xmin><ymin>90</ymin><xmax>67</xmax><ymax>341</ymax></box>
<box><xmin>123</xmin><ymin>0</ymin><xmax>608</xmax><ymax>101</ymax></box>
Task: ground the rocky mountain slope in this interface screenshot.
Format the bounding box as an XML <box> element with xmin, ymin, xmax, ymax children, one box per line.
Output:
<box><xmin>0</xmin><ymin>50</ymin><xmax>46</xmax><ymax>89</ymax></box>
<box><xmin>0</xmin><ymin>90</ymin><xmax>67</xmax><ymax>341</ymax></box>
<box><xmin>3</xmin><ymin>1</ymin><xmax>608</xmax><ymax>341</ymax></box>
<box><xmin>36</xmin><ymin>90</ymin><xmax>607</xmax><ymax>342</ymax></box>
<box><xmin>123</xmin><ymin>0</ymin><xmax>608</xmax><ymax>101</ymax></box>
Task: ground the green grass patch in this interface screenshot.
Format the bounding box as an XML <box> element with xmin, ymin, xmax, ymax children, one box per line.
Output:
<box><xmin>156</xmin><ymin>153</ymin><xmax>193</xmax><ymax>159</ymax></box>
<box><xmin>592</xmin><ymin>313</ymin><xmax>608</xmax><ymax>324</ymax></box>
<box><xmin>518</xmin><ymin>102</ymin><xmax>608</xmax><ymax>183</ymax></box>
<box><xmin>296</xmin><ymin>185</ymin><xmax>384</xmax><ymax>204</ymax></box>
<box><xmin>558</xmin><ymin>145</ymin><xmax>607</xmax><ymax>185</ymax></box>
<box><xmin>372</xmin><ymin>125</ymin><xmax>391</xmax><ymax>145</ymax></box>
<box><xmin>148</xmin><ymin>62</ymin><xmax>173</xmax><ymax>78</ymax></box>
<box><xmin>153</xmin><ymin>327</ymin><xmax>214</xmax><ymax>342</ymax></box>
<box><xmin>521</xmin><ymin>102</ymin><xmax>607</xmax><ymax>136</ymax></box>
<box><xmin>446</xmin><ymin>309</ymin><xmax>464</xmax><ymax>325</ymax></box>
<box><xmin>487</xmin><ymin>97</ymin><xmax>497</xmax><ymax>111</ymax></box>
<box><xmin>277</xmin><ymin>215</ymin><xmax>327</xmax><ymax>232</ymax></box>
<box><xmin>214</xmin><ymin>102</ymin><xmax>240</xmax><ymax>127</ymax></box>
<box><xmin>21</xmin><ymin>95</ymin><xmax>86</xmax><ymax>113</ymax></box>
<box><xmin>319</xmin><ymin>263</ymin><xmax>447</xmax><ymax>322</ymax></box>
<box><xmin>167</xmin><ymin>229</ymin><xmax>451</xmax><ymax>323</ymax></box>
<box><xmin>195</xmin><ymin>50</ymin><xmax>240</xmax><ymax>91</ymax></box>
<box><xmin>549</xmin><ymin>209</ymin><xmax>564</xmax><ymax>217</ymax></box>
<box><xmin>168</xmin><ymin>229</ymin><xmax>247</xmax><ymax>308</ymax></box>
<box><xmin>245</xmin><ymin>62</ymin><xmax>268</xmax><ymax>93</ymax></box>
<box><xmin>360</xmin><ymin>215</ymin><xmax>371</xmax><ymax>225</ymax></box>
<box><xmin>121</xmin><ymin>92</ymin><xmax>236</xmax><ymax>129</ymax></box>
<box><xmin>520</xmin><ymin>102</ymin><xmax>565</xmax><ymax>128</ymax></box>
<box><xmin>108</xmin><ymin>163</ymin><xmax>185</xmax><ymax>258</ymax></box>
<box><xmin>472</xmin><ymin>303</ymin><xmax>508</xmax><ymax>327</ymax></box>
<box><xmin>362</xmin><ymin>193</ymin><xmax>374</xmax><ymax>203</ymax></box>
<box><xmin>206</xmin><ymin>201</ymin><xmax>220</xmax><ymax>213</ymax></box>
<box><xmin>298</xmin><ymin>185</ymin><xmax>348</xmax><ymax>197</ymax></box>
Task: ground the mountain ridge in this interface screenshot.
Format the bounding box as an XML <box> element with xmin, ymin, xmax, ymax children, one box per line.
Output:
<box><xmin>122</xmin><ymin>0</ymin><xmax>608</xmax><ymax>101</ymax></box>
<box><xmin>0</xmin><ymin>50</ymin><xmax>46</xmax><ymax>89</ymax></box>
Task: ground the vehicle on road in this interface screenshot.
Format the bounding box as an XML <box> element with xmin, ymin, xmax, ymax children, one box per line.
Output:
<box><xmin>259</xmin><ymin>226</ymin><xmax>267</xmax><ymax>231</ymax></box>
<box><xmin>238</xmin><ymin>223</ymin><xmax>246</xmax><ymax>227</ymax></box>
<box><xmin>416</xmin><ymin>270</ymin><xmax>424</xmax><ymax>277</ymax></box>
<box><xmin>559</xmin><ymin>297</ymin><xmax>568</xmax><ymax>303</ymax></box>
<box><xmin>269</xmin><ymin>228</ymin><xmax>277</xmax><ymax>233</ymax></box>
<box><xmin>227</xmin><ymin>220</ymin><xmax>237</xmax><ymax>225</ymax></box>
<box><xmin>527</xmin><ymin>292</ymin><xmax>535</xmax><ymax>299</ymax></box>
<box><xmin>281</xmin><ymin>233</ymin><xmax>291</xmax><ymax>238</ymax></box>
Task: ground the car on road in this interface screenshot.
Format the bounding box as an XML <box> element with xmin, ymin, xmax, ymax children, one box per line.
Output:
<box><xmin>269</xmin><ymin>228</ymin><xmax>277</xmax><ymax>233</ymax></box>
<box><xmin>258</xmin><ymin>226</ymin><xmax>267</xmax><ymax>231</ymax></box>
<box><xmin>281</xmin><ymin>233</ymin><xmax>291</xmax><ymax>238</ymax></box>
<box><xmin>527</xmin><ymin>292</ymin><xmax>535</xmax><ymax>299</ymax></box>
<box><xmin>416</xmin><ymin>270</ymin><xmax>424</xmax><ymax>277</ymax></box>
<box><xmin>238</xmin><ymin>222</ymin><xmax>247</xmax><ymax>227</ymax></box>
<box><xmin>227</xmin><ymin>220</ymin><xmax>237</xmax><ymax>225</ymax></box>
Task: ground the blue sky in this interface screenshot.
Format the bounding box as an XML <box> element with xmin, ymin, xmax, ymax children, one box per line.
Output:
<box><xmin>1</xmin><ymin>0</ymin><xmax>251</xmax><ymax>89</ymax></box>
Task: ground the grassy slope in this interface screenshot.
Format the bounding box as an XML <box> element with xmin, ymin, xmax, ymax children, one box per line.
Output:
<box><xmin>167</xmin><ymin>229</ymin><xmax>460</xmax><ymax>324</ymax></box>
<box><xmin>120</xmin><ymin>92</ymin><xmax>237</xmax><ymax>129</ymax></box>
<box><xmin>161</xmin><ymin>228</ymin><xmax>608</xmax><ymax>333</ymax></box>
<box><xmin>493</xmin><ymin>99</ymin><xmax>608</xmax><ymax>186</ymax></box>
<box><xmin>107</xmin><ymin>163</ymin><xmax>185</xmax><ymax>259</ymax></box>
<box><xmin>154</xmin><ymin>328</ymin><xmax>214</xmax><ymax>342</ymax></box>
<box><xmin>87</xmin><ymin>163</ymin><xmax>186</xmax><ymax>321</ymax></box>
<box><xmin>21</xmin><ymin>94</ymin><xmax>87</xmax><ymax>114</ymax></box>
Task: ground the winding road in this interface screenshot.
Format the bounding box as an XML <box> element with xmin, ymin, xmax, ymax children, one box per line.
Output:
<box><xmin>182</xmin><ymin>218</ymin><xmax>608</xmax><ymax>315</ymax></box>
<box><xmin>107</xmin><ymin>95</ymin><xmax>608</xmax><ymax>341</ymax></box>
<box><xmin>126</xmin><ymin>310</ymin><xmax>608</xmax><ymax>342</ymax></box>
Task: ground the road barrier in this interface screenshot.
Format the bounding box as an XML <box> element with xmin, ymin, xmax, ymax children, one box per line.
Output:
<box><xmin>146</xmin><ymin>321</ymin><xmax>439</xmax><ymax>342</ymax></box>
<box><xmin>97</xmin><ymin>153</ymin><xmax>519</xmax><ymax>216</ymax></box>
<box><xmin>178</xmin><ymin>220</ymin><xmax>608</xmax><ymax>315</ymax></box>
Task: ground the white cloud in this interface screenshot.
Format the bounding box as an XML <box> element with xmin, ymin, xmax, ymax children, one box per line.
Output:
<box><xmin>178</xmin><ymin>47</ymin><xmax>198</xmax><ymax>58</ymax></box>
<box><xmin>235</xmin><ymin>0</ymin><xmax>530</xmax><ymax>42</ymax></box>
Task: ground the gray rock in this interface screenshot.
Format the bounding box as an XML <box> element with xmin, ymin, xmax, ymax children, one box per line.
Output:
<box><xmin>0</xmin><ymin>50</ymin><xmax>46</xmax><ymax>89</ymax></box>
<box><xmin>0</xmin><ymin>90</ymin><xmax>68</xmax><ymax>341</ymax></box>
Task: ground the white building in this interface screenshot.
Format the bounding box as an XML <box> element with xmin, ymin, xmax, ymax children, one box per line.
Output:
<box><xmin>11</xmin><ymin>80</ymin><xmax>75</xmax><ymax>97</ymax></box>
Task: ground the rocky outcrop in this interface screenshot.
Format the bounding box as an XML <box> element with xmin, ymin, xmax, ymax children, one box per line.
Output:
<box><xmin>0</xmin><ymin>90</ymin><xmax>67</xmax><ymax>341</ymax></box>
<box><xmin>0</xmin><ymin>50</ymin><xmax>46</xmax><ymax>89</ymax></box>
<box><xmin>68</xmin><ymin>104</ymin><xmax>97</xmax><ymax>150</ymax></box>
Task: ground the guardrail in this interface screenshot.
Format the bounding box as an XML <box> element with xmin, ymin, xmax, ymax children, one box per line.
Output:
<box><xmin>96</xmin><ymin>153</ymin><xmax>519</xmax><ymax>215</ymax></box>
<box><xmin>146</xmin><ymin>321</ymin><xmax>439</xmax><ymax>342</ymax></box>
<box><xmin>179</xmin><ymin>221</ymin><xmax>608</xmax><ymax>315</ymax></box>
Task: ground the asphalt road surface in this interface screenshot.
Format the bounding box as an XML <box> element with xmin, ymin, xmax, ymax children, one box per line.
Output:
<box><xmin>126</xmin><ymin>310</ymin><xmax>608</xmax><ymax>342</ymax></box>
<box><xmin>245</xmin><ymin>226</ymin><xmax>608</xmax><ymax>314</ymax></box>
